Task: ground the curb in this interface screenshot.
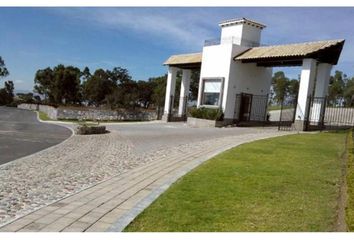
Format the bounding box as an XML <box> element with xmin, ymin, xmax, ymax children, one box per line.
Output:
<box><xmin>107</xmin><ymin>132</ymin><xmax>292</xmax><ymax>232</ymax></box>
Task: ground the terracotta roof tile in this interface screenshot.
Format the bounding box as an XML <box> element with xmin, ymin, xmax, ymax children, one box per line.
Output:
<box><xmin>164</xmin><ymin>52</ymin><xmax>202</xmax><ymax>66</ymax></box>
<box><xmin>235</xmin><ymin>39</ymin><xmax>345</xmax><ymax>60</ymax></box>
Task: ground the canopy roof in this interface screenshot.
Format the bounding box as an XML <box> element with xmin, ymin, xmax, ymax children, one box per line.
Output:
<box><xmin>163</xmin><ymin>39</ymin><xmax>345</xmax><ymax>69</ymax></box>
<box><xmin>234</xmin><ymin>39</ymin><xmax>345</xmax><ymax>67</ymax></box>
<box><xmin>163</xmin><ymin>52</ymin><xmax>202</xmax><ymax>69</ymax></box>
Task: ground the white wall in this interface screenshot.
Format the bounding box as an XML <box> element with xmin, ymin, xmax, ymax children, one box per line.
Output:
<box><xmin>198</xmin><ymin>43</ymin><xmax>249</xmax><ymax>115</ymax></box>
<box><xmin>225</xmin><ymin>62</ymin><xmax>272</xmax><ymax>120</ymax></box>
<box><xmin>220</xmin><ymin>24</ymin><xmax>262</xmax><ymax>47</ymax></box>
<box><xmin>220</xmin><ymin>25</ymin><xmax>243</xmax><ymax>45</ymax></box>
<box><xmin>198</xmin><ymin>43</ymin><xmax>233</xmax><ymax>108</ymax></box>
<box><xmin>198</xmin><ymin>42</ymin><xmax>272</xmax><ymax>120</ymax></box>
<box><xmin>240</xmin><ymin>24</ymin><xmax>262</xmax><ymax>46</ymax></box>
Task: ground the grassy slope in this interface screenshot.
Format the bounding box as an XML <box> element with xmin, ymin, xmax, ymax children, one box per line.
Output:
<box><xmin>38</xmin><ymin>111</ymin><xmax>51</xmax><ymax>121</ymax></box>
<box><xmin>125</xmin><ymin>132</ymin><xmax>347</xmax><ymax>232</ymax></box>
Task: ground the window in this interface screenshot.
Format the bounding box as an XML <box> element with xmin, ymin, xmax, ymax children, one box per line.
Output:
<box><xmin>202</xmin><ymin>78</ymin><xmax>223</xmax><ymax>106</ymax></box>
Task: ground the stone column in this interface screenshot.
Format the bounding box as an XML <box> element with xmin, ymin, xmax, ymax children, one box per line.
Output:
<box><xmin>310</xmin><ymin>63</ymin><xmax>332</xmax><ymax>123</ymax></box>
<box><xmin>294</xmin><ymin>58</ymin><xmax>317</xmax><ymax>130</ymax></box>
<box><xmin>178</xmin><ymin>69</ymin><xmax>191</xmax><ymax>116</ymax></box>
<box><xmin>162</xmin><ymin>66</ymin><xmax>178</xmax><ymax>122</ymax></box>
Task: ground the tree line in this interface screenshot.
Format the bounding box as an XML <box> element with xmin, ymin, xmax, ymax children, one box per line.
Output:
<box><xmin>32</xmin><ymin>64</ymin><xmax>200</xmax><ymax>109</ymax></box>
<box><xmin>0</xmin><ymin>56</ymin><xmax>13</xmax><ymax>105</ymax></box>
<box><xmin>271</xmin><ymin>70</ymin><xmax>354</xmax><ymax>107</ymax></box>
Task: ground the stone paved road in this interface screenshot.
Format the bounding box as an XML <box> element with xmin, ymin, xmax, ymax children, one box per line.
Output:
<box><xmin>0</xmin><ymin>107</ymin><xmax>72</xmax><ymax>165</ymax></box>
<box><xmin>0</xmin><ymin>118</ymin><xmax>289</xmax><ymax>231</ymax></box>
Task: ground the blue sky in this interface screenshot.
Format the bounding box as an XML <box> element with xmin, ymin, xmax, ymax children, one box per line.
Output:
<box><xmin>0</xmin><ymin>7</ymin><xmax>353</xmax><ymax>91</ymax></box>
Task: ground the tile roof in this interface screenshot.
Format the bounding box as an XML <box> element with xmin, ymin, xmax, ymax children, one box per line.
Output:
<box><xmin>219</xmin><ymin>18</ymin><xmax>266</xmax><ymax>29</ymax></box>
<box><xmin>235</xmin><ymin>39</ymin><xmax>345</xmax><ymax>61</ymax></box>
<box><xmin>164</xmin><ymin>52</ymin><xmax>202</xmax><ymax>66</ymax></box>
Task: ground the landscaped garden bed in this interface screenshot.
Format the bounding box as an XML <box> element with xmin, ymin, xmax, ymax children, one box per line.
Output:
<box><xmin>187</xmin><ymin>107</ymin><xmax>225</xmax><ymax>127</ymax></box>
<box><xmin>75</xmin><ymin>123</ymin><xmax>107</xmax><ymax>135</ymax></box>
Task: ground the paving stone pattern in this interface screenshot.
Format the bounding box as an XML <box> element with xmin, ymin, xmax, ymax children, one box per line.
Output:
<box><xmin>0</xmin><ymin>128</ymin><xmax>289</xmax><ymax>232</ymax></box>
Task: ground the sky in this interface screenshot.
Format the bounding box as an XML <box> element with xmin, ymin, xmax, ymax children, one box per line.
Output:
<box><xmin>0</xmin><ymin>7</ymin><xmax>353</xmax><ymax>92</ymax></box>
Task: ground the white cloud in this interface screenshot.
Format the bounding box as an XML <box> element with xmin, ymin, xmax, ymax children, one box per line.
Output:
<box><xmin>54</xmin><ymin>8</ymin><xmax>216</xmax><ymax>51</ymax></box>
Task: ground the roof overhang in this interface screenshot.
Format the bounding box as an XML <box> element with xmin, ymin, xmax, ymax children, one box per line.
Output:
<box><xmin>163</xmin><ymin>52</ymin><xmax>202</xmax><ymax>69</ymax></box>
<box><xmin>234</xmin><ymin>39</ymin><xmax>345</xmax><ymax>67</ymax></box>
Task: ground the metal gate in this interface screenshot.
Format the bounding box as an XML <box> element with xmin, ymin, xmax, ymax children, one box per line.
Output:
<box><xmin>234</xmin><ymin>93</ymin><xmax>269</xmax><ymax>125</ymax></box>
<box><xmin>278</xmin><ymin>94</ymin><xmax>298</xmax><ymax>131</ymax></box>
<box><xmin>167</xmin><ymin>95</ymin><xmax>188</xmax><ymax>122</ymax></box>
<box><xmin>305</xmin><ymin>96</ymin><xmax>354</xmax><ymax>131</ymax></box>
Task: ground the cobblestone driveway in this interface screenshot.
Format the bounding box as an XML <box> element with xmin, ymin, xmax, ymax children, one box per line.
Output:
<box><xmin>0</xmin><ymin>121</ymin><xmax>288</xmax><ymax>230</ymax></box>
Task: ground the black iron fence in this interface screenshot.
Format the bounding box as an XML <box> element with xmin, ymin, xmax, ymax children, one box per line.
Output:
<box><xmin>278</xmin><ymin>94</ymin><xmax>298</xmax><ymax>131</ymax></box>
<box><xmin>167</xmin><ymin>95</ymin><xmax>188</xmax><ymax>122</ymax></box>
<box><xmin>305</xmin><ymin>96</ymin><xmax>354</xmax><ymax>131</ymax></box>
<box><xmin>234</xmin><ymin>93</ymin><xmax>269</xmax><ymax>125</ymax></box>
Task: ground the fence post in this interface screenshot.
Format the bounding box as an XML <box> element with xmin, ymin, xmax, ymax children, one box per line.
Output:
<box><xmin>278</xmin><ymin>97</ymin><xmax>284</xmax><ymax>131</ymax></box>
<box><xmin>304</xmin><ymin>95</ymin><xmax>313</xmax><ymax>131</ymax></box>
<box><xmin>319</xmin><ymin>96</ymin><xmax>327</xmax><ymax>131</ymax></box>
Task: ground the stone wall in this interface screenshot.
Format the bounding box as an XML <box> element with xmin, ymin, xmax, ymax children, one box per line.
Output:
<box><xmin>18</xmin><ymin>103</ymin><xmax>58</xmax><ymax>120</ymax></box>
<box><xmin>17</xmin><ymin>104</ymin><xmax>157</xmax><ymax>121</ymax></box>
<box><xmin>56</xmin><ymin>108</ymin><xmax>157</xmax><ymax>121</ymax></box>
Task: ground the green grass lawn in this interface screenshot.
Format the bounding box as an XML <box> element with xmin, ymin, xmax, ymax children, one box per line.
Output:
<box><xmin>125</xmin><ymin>131</ymin><xmax>348</xmax><ymax>232</ymax></box>
<box><xmin>38</xmin><ymin>111</ymin><xmax>51</xmax><ymax>121</ymax></box>
<box><xmin>268</xmin><ymin>105</ymin><xmax>293</xmax><ymax>111</ymax></box>
<box><xmin>346</xmin><ymin>130</ymin><xmax>354</xmax><ymax>230</ymax></box>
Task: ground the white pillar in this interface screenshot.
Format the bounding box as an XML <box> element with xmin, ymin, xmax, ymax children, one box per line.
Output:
<box><xmin>310</xmin><ymin>63</ymin><xmax>332</xmax><ymax>122</ymax></box>
<box><xmin>163</xmin><ymin>66</ymin><xmax>178</xmax><ymax>120</ymax></box>
<box><xmin>295</xmin><ymin>59</ymin><xmax>317</xmax><ymax>130</ymax></box>
<box><xmin>197</xmin><ymin>75</ymin><xmax>203</xmax><ymax>108</ymax></box>
<box><xmin>178</xmin><ymin>69</ymin><xmax>191</xmax><ymax>116</ymax></box>
<box><xmin>314</xmin><ymin>63</ymin><xmax>332</xmax><ymax>98</ymax></box>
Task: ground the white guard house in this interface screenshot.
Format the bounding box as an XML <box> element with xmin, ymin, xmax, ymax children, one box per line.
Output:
<box><xmin>162</xmin><ymin>18</ymin><xmax>344</xmax><ymax>130</ymax></box>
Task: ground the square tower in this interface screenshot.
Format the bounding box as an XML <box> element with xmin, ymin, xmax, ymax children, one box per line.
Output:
<box><xmin>219</xmin><ymin>18</ymin><xmax>266</xmax><ymax>47</ymax></box>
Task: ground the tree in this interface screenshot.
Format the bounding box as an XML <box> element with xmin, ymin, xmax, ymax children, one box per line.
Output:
<box><xmin>328</xmin><ymin>70</ymin><xmax>346</xmax><ymax>106</ymax></box>
<box><xmin>342</xmin><ymin>75</ymin><xmax>354</xmax><ymax>106</ymax></box>
<box><xmin>0</xmin><ymin>56</ymin><xmax>9</xmax><ymax>78</ymax></box>
<box><xmin>34</xmin><ymin>65</ymin><xmax>82</xmax><ymax>104</ymax></box>
<box><xmin>136</xmin><ymin>80</ymin><xmax>154</xmax><ymax>108</ymax></box>
<box><xmin>149</xmin><ymin>75</ymin><xmax>167</xmax><ymax>108</ymax></box>
<box><xmin>82</xmin><ymin>68</ymin><xmax>117</xmax><ymax>106</ymax></box>
<box><xmin>107</xmin><ymin>80</ymin><xmax>138</xmax><ymax>109</ymax></box>
<box><xmin>57</xmin><ymin>65</ymin><xmax>82</xmax><ymax>104</ymax></box>
<box><xmin>0</xmin><ymin>57</ymin><xmax>13</xmax><ymax>106</ymax></box>
<box><xmin>108</xmin><ymin>67</ymin><xmax>132</xmax><ymax>85</ymax></box>
<box><xmin>17</xmin><ymin>93</ymin><xmax>35</xmax><ymax>103</ymax></box>
<box><xmin>0</xmin><ymin>81</ymin><xmax>14</xmax><ymax>105</ymax></box>
<box><xmin>190</xmin><ymin>70</ymin><xmax>200</xmax><ymax>101</ymax></box>
<box><xmin>288</xmin><ymin>79</ymin><xmax>299</xmax><ymax>99</ymax></box>
<box><xmin>272</xmin><ymin>71</ymin><xmax>289</xmax><ymax>103</ymax></box>
<box><xmin>34</xmin><ymin>67</ymin><xmax>54</xmax><ymax>102</ymax></box>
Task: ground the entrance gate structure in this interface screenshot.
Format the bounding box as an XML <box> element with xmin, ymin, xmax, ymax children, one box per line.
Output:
<box><xmin>234</xmin><ymin>39</ymin><xmax>345</xmax><ymax>131</ymax></box>
<box><xmin>162</xmin><ymin>39</ymin><xmax>345</xmax><ymax>130</ymax></box>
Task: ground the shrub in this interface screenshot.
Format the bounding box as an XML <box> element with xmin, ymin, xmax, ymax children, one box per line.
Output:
<box><xmin>75</xmin><ymin>124</ymin><xmax>107</xmax><ymax>135</ymax></box>
<box><xmin>188</xmin><ymin>107</ymin><xmax>224</xmax><ymax>121</ymax></box>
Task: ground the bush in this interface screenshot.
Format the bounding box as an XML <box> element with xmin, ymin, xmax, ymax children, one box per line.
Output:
<box><xmin>75</xmin><ymin>124</ymin><xmax>107</xmax><ymax>135</ymax></box>
<box><xmin>188</xmin><ymin>107</ymin><xmax>224</xmax><ymax>121</ymax></box>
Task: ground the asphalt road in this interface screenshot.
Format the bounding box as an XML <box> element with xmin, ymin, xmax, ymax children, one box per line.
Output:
<box><xmin>0</xmin><ymin>106</ymin><xmax>72</xmax><ymax>165</ymax></box>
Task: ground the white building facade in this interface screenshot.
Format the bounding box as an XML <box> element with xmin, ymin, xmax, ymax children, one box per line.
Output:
<box><xmin>163</xmin><ymin>18</ymin><xmax>344</xmax><ymax>130</ymax></box>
